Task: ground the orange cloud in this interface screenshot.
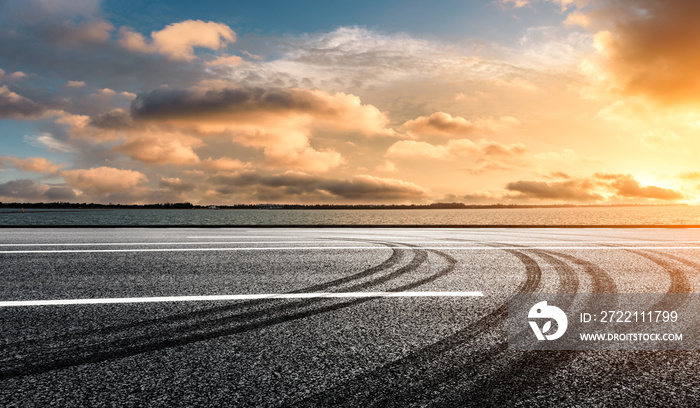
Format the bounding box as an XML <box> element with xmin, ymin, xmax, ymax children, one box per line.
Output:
<box><xmin>205</xmin><ymin>54</ymin><xmax>245</xmax><ymax>66</ymax></box>
<box><xmin>506</xmin><ymin>173</ymin><xmax>684</xmax><ymax>202</ymax></box>
<box><xmin>385</xmin><ymin>138</ymin><xmax>526</xmax><ymax>173</ymax></box>
<box><xmin>574</xmin><ymin>0</ymin><xmax>700</xmax><ymax>105</ymax></box>
<box><xmin>201</xmin><ymin>157</ymin><xmax>251</xmax><ymax>172</ymax></box>
<box><xmin>594</xmin><ymin>173</ymin><xmax>685</xmax><ymax>200</ymax></box>
<box><xmin>129</xmin><ymin>86</ymin><xmax>393</xmax><ymax>172</ymax></box>
<box><xmin>118</xmin><ymin>20</ymin><xmax>236</xmax><ymax>61</ymax></box>
<box><xmin>62</xmin><ymin>167</ymin><xmax>147</xmax><ymax>195</ymax></box>
<box><xmin>261</xmin><ymin>132</ymin><xmax>346</xmax><ymax>173</ymax></box>
<box><xmin>385</xmin><ymin>140</ymin><xmax>450</xmax><ymax>159</ymax></box>
<box><xmin>65</xmin><ymin>80</ymin><xmax>86</xmax><ymax>88</ymax></box>
<box><xmin>0</xmin><ymin>156</ymin><xmax>65</xmax><ymax>174</ymax></box>
<box><xmin>401</xmin><ymin>112</ymin><xmax>519</xmax><ymax>138</ymax></box>
<box><xmin>506</xmin><ymin>179</ymin><xmax>603</xmax><ymax>201</ymax></box>
<box><xmin>112</xmin><ymin>132</ymin><xmax>201</xmax><ymax>165</ymax></box>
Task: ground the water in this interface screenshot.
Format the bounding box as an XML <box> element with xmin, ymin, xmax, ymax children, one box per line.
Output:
<box><xmin>1</xmin><ymin>206</ymin><xmax>699</xmax><ymax>226</ymax></box>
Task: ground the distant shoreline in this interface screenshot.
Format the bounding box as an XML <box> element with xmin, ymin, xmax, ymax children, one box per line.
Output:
<box><xmin>0</xmin><ymin>202</ymin><xmax>692</xmax><ymax>211</ymax></box>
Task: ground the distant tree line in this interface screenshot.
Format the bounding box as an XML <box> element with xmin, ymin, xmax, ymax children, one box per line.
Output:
<box><xmin>0</xmin><ymin>201</ymin><xmax>667</xmax><ymax>210</ymax></box>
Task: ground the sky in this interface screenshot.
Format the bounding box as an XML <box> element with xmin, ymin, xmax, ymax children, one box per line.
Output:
<box><xmin>1</xmin><ymin>0</ymin><xmax>700</xmax><ymax>205</ymax></box>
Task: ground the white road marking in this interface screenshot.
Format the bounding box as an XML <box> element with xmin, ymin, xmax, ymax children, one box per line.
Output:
<box><xmin>0</xmin><ymin>291</ymin><xmax>484</xmax><ymax>307</ymax></box>
<box><xmin>1</xmin><ymin>246</ymin><xmax>700</xmax><ymax>254</ymax></box>
<box><xmin>186</xmin><ymin>236</ymin><xmax>438</xmax><ymax>240</ymax></box>
<box><xmin>0</xmin><ymin>241</ymin><xmax>357</xmax><ymax>247</ymax></box>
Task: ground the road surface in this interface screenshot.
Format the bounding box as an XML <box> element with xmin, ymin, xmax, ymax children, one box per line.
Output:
<box><xmin>2</xmin><ymin>227</ymin><xmax>700</xmax><ymax>406</ymax></box>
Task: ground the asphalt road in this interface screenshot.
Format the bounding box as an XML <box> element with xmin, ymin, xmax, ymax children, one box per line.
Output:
<box><xmin>2</xmin><ymin>227</ymin><xmax>700</xmax><ymax>406</ymax></box>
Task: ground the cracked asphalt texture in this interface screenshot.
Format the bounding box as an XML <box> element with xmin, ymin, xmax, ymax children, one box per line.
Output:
<box><xmin>2</xmin><ymin>227</ymin><xmax>700</xmax><ymax>407</ymax></box>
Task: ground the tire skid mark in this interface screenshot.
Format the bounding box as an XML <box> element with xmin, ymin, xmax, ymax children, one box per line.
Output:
<box><xmin>0</xmin><ymin>245</ymin><xmax>460</xmax><ymax>379</ymax></box>
<box><xmin>0</xmin><ymin>244</ymin><xmax>416</xmax><ymax>377</ymax></box>
<box><xmin>437</xmin><ymin>247</ymin><xmax>616</xmax><ymax>407</ymax></box>
<box><xmin>541</xmin><ymin>251</ymin><xmax>618</xmax><ymax>294</ymax></box>
<box><xmin>623</xmin><ymin>249</ymin><xmax>691</xmax><ymax>294</ymax></box>
<box><xmin>359</xmin><ymin>238</ymin><xmax>616</xmax><ymax>408</ymax></box>
<box><xmin>622</xmin><ymin>249</ymin><xmax>691</xmax><ymax>312</ymax></box>
<box><xmin>72</xmin><ymin>247</ymin><xmax>429</xmax><ymax>355</ymax></box>
<box><xmin>2</xmin><ymin>242</ymin><xmax>405</xmax><ymax>349</ymax></box>
<box><xmin>492</xmin><ymin>244</ymin><xmax>693</xmax><ymax>407</ymax></box>
<box><xmin>490</xmin><ymin>241</ymin><xmax>693</xmax><ymax>407</ymax></box>
<box><xmin>418</xmin><ymin>240</ymin><xmax>616</xmax><ymax>407</ymax></box>
<box><xmin>393</xmin><ymin>248</ymin><xmax>587</xmax><ymax>407</ymax></box>
<box><xmin>291</xmin><ymin>247</ymin><xmax>543</xmax><ymax>407</ymax></box>
<box><xmin>442</xmin><ymin>244</ymin><xmax>700</xmax><ymax>407</ymax></box>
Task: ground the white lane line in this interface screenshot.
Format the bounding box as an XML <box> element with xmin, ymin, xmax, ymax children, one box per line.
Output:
<box><xmin>0</xmin><ymin>241</ymin><xmax>357</xmax><ymax>247</ymax></box>
<box><xmin>2</xmin><ymin>246</ymin><xmax>700</xmax><ymax>254</ymax></box>
<box><xmin>0</xmin><ymin>291</ymin><xmax>484</xmax><ymax>307</ymax></box>
<box><xmin>186</xmin><ymin>236</ymin><xmax>438</xmax><ymax>240</ymax></box>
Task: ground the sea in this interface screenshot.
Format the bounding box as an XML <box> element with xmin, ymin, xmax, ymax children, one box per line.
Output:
<box><xmin>1</xmin><ymin>206</ymin><xmax>699</xmax><ymax>226</ymax></box>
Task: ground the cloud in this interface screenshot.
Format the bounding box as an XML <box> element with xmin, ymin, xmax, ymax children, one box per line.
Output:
<box><xmin>0</xmin><ymin>179</ymin><xmax>76</xmax><ymax>202</ymax></box>
<box><xmin>0</xmin><ymin>6</ymin><xmax>213</xmax><ymax>93</ymax></box>
<box><xmin>321</xmin><ymin>175</ymin><xmax>428</xmax><ymax>200</ymax></box>
<box><xmin>46</xmin><ymin>19</ymin><xmax>114</xmax><ymax>45</ymax></box>
<box><xmin>506</xmin><ymin>179</ymin><xmax>603</xmax><ymax>201</ymax></box>
<box><xmin>23</xmin><ymin>133</ymin><xmax>75</xmax><ymax>153</ymax></box>
<box><xmin>594</xmin><ymin>173</ymin><xmax>685</xmax><ymax>200</ymax></box>
<box><xmin>0</xmin><ymin>156</ymin><xmax>65</xmax><ymax>174</ymax></box>
<box><xmin>387</xmin><ymin>139</ymin><xmax>524</xmax><ymax>159</ymax></box>
<box><xmin>62</xmin><ymin>166</ymin><xmax>147</xmax><ymax>195</ymax></box>
<box><xmin>0</xmin><ymin>0</ymin><xmax>101</xmax><ymax>26</ymax></box>
<box><xmin>450</xmin><ymin>139</ymin><xmax>526</xmax><ymax>157</ymax></box>
<box><xmin>44</xmin><ymin>185</ymin><xmax>78</xmax><ymax>200</ymax></box>
<box><xmin>210</xmin><ymin>172</ymin><xmax>428</xmax><ymax>202</ymax></box>
<box><xmin>385</xmin><ymin>141</ymin><xmax>450</xmax><ymax>159</ymax></box>
<box><xmin>0</xmin><ymin>85</ymin><xmax>45</xmax><ymax>118</ymax></box>
<box><xmin>88</xmin><ymin>108</ymin><xmax>134</xmax><ymax>129</ymax></box>
<box><xmin>1</xmin><ymin>0</ymin><xmax>112</xmax><ymax>45</ymax></box>
<box><xmin>0</xmin><ymin>69</ymin><xmax>27</xmax><ymax>81</ymax></box>
<box><xmin>501</xmin><ymin>0</ymin><xmax>531</xmax><ymax>8</ymax></box>
<box><xmin>129</xmin><ymin>85</ymin><xmax>393</xmax><ymax>172</ymax></box>
<box><xmin>401</xmin><ymin>112</ymin><xmax>520</xmax><ymax>138</ymax></box>
<box><xmin>201</xmin><ymin>157</ymin><xmax>251</xmax><ymax>172</ymax></box>
<box><xmin>159</xmin><ymin>177</ymin><xmax>196</xmax><ymax>193</ymax></box>
<box><xmin>130</xmin><ymin>86</ymin><xmax>393</xmax><ymax>136</ymax></box>
<box><xmin>679</xmin><ymin>171</ymin><xmax>700</xmax><ymax>181</ymax></box>
<box><xmin>65</xmin><ymin>80</ymin><xmax>86</xmax><ymax>88</ymax></box>
<box><xmin>111</xmin><ymin>132</ymin><xmax>202</xmax><ymax>165</ymax></box>
<box><xmin>118</xmin><ymin>20</ymin><xmax>236</xmax><ymax>61</ymax></box>
<box><xmin>385</xmin><ymin>138</ymin><xmax>526</xmax><ymax>174</ymax></box>
<box><xmin>506</xmin><ymin>173</ymin><xmax>685</xmax><ymax>202</ymax></box>
<box><xmin>571</xmin><ymin>0</ymin><xmax>700</xmax><ymax>105</ymax></box>
<box><xmin>205</xmin><ymin>54</ymin><xmax>245</xmax><ymax>67</ymax></box>
<box><xmin>546</xmin><ymin>171</ymin><xmax>572</xmax><ymax>179</ymax></box>
<box><xmin>226</xmin><ymin>26</ymin><xmax>550</xmax><ymax>92</ymax></box>
<box><xmin>0</xmin><ymin>179</ymin><xmax>50</xmax><ymax>201</ymax></box>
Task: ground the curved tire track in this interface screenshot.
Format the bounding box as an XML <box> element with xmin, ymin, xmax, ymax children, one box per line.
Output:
<box><xmin>0</xmin><ymin>244</ymin><xmax>459</xmax><ymax>379</ymax></box>
<box><xmin>291</xmin><ymin>247</ymin><xmax>544</xmax><ymax>407</ymax></box>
